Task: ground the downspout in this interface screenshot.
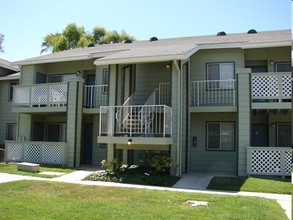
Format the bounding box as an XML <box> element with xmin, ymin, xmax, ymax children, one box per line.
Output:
<box><xmin>173</xmin><ymin>60</ymin><xmax>181</xmax><ymax>176</ymax></box>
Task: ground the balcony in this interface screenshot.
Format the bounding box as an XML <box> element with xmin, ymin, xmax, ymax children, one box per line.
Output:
<box><xmin>84</xmin><ymin>85</ymin><xmax>109</xmax><ymax>109</ymax></box>
<box><xmin>5</xmin><ymin>140</ymin><xmax>68</xmax><ymax>165</ymax></box>
<box><xmin>12</xmin><ymin>83</ymin><xmax>68</xmax><ymax>112</ymax></box>
<box><xmin>247</xmin><ymin>146</ymin><xmax>292</xmax><ymax>177</ymax></box>
<box><xmin>251</xmin><ymin>72</ymin><xmax>292</xmax><ymax>109</ymax></box>
<box><xmin>190</xmin><ymin>79</ymin><xmax>237</xmax><ymax>112</ymax></box>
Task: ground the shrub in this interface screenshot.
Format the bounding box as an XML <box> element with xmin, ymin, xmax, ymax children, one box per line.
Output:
<box><xmin>139</xmin><ymin>153</ymin><xmax>178</xmax><ymax>175</ymax></box>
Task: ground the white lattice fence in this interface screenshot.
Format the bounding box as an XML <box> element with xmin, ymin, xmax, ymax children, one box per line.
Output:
<box><xmin>5</xmin><ymin>143</ymin><xmax>23</xmax><ymax>161</ymax></box>
<box><xmin>5</xmin><ymin>141</ymin><xmax>67</xmax><ymax>165</ymax></box>
<box><xmin>251</xmin><ymin>72</ymin><xmax>292</xmax><ymax>101</ymax></box>
<box><xmin>252</xmin><ymin>75</ymin><xmax>278</xmax><ymax>97</ymax></box>
<box><xmin>13</xmin><ymin>83</ymin><xmax>68</xmax><ymax>107</ymax></box>
<box><xmin>247</xmin><ymin>147</ymin><xmax>292</xmax><ymax>176</ymax></box>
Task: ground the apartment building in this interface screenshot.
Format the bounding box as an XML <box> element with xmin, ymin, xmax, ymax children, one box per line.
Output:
<box><xmin>5</xmin><ymin>29</ymin><xmax>292</xmax><ymax>177</ymax></box>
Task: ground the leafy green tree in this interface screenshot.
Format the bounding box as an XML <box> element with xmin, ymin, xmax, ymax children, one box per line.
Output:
<box><xmin>0</xmin><ymin>34</ymin><xmax>4</xmax><ymax>53</ymax></box>
<box><xmin>41</xmin><ymin>23</ymin><xmax>135</xmax><ymax>54</ymax></box>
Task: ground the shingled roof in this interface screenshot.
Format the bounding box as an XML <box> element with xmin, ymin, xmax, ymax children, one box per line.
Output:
<box><xmin>0</xmin><ymin>58</ymin><xmax>19</xmax><ymax>71</ymax></box>
<box><xmin>13</xmin><ymin>29</ymin><xmax>291</xmax><ymax>66</ymax></box>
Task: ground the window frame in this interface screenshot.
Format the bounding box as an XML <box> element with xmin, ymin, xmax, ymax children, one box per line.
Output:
<box><xmin>206</xmin><ymin>62</ymin><xmax>235</xmax><ymax>90</ymax></box>
<box><xmin>275</xmin><ymin>62</ymin><xmax>291</xmax><ymax>72</ymax></box>
<box><xmin>102</xmin><ymin>68</ymin><xmax>109</xmax><ymax>94</ymax></box>
<box><xmin>206</xmin><ymin>122</ymin><xmax>235</xmax><ymax>151</ymax></box>
<box><xmin>6</xmin><ymin>123</ymin><xmax>16</xmax><ymax>140</ymax></box>
<box><xmin>8</xmin><ymin>80</ymin><xmax>19</xmax><ymax>101</ymax></box>
<box><xmin>49</xmin><ymin>73</ymin><xmax>76</xmax><ymax>83</ymax></box>
<box><xmin>276</xmin><ymin>123</ymin><xmax>292</xmax><ymax>147</ymax></box>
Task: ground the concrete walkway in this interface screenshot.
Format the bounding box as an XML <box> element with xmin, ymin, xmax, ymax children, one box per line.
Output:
<box><xmin>0</xmin><ymin>170</ymin><xmax>291</xmax><ymax>220</ymax></box>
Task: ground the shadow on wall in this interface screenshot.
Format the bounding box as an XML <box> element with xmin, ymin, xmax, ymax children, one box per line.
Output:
<box><xmin>0</xmin><ymin>149</ymin><xmax>4</xmax><ymax>162</ymax></box>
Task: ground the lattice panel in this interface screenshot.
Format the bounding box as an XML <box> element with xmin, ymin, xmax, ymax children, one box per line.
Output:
<box><xmin>285</xmin><ymin>150</ymin><xmax>292</xmax><ymax>174</ymax></box>
<box><xmin>6</xmin><ymin>143</ymin><xmax>23</xmax><ymax>161</ymax></box>
<box><xmin>31</xmin><ymin>87</ymin><xmax>49</xmax><ymax>104</ymax></box>
<box><xmin>252</xmin><ymin>76</ymin><xmax>278</xmax><ymax>97</ymax></box>
<box><xmin>24</xmin><ymin>144</ymin><xmax>41</xmax><ymax>163</ymax></box>
<box><xmin>14</xmin><ymin>87</ymin><xmax>30</xmax><ymax>104</ymax></box>
<box><xmin>42</xmin><ymin>144</ymin><xmax>63</xmax><ymax>163</ymax></box>
<box><xmin>49</xmin><ymin>84</ymin><xmax>67</xmax><ymax>103</ymax></box>
<box><xmin>282</xmin><ymin>75</ymin><xmax>292</xmax><ymax>97</ymax></box>
<box><xmin>251</xmin><ymin>150</ymin><xmax>281</xmax><ymax>173</ymax></box>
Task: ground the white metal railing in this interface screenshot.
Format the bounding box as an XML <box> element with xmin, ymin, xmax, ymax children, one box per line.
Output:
<box><xmin>100</xmin><ymin>105</ymin><xmax>172</xmax><ymax>137</ymax></box>
<box><xmin>84</xmin><ymin>85</ymin><xmax>109</xmax><ymax>108</ymax></box>
<box><xmin>5</xmin><ymin>140</ymin><xmax>68</xmax><ymax>165</ymax></box>
<box><xmin>190</xmin><ymin>79</ymin><xmax>236</xmax><ymax>106</ymax></box>
<box><xmin>251</xmin><ymin>72</ymin><xmax>292</xmax><ymax>102</ymax></box>
<box><xmin>247</xmin><ymin>146</ymin><xmax>292</xmax><ymax>177</ymax></box>
<box><xmin>13</xmin><ymin>83</ymin><xmax>68</xmax><ymax>107</ymax></box>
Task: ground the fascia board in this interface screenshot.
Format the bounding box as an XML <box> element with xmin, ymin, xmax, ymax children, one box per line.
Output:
<box><xmin>94</xmin><ymin>54</ymin><xmax>186</xmax><ymax>65</ymax></box>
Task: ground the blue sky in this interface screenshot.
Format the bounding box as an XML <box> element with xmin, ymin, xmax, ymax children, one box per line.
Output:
<box><xmin>0</xmin><ymin>0</ymin><xmax>291</xmax><ymax>62</ymax></box>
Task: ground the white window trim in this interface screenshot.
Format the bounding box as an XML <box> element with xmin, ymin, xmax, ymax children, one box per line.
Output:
<box><xmin>207</xmin><ymin>62</ymin><xmax>235</xmax><ymax>90</ymax></box>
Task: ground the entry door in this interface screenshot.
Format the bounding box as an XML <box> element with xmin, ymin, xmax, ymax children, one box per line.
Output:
<box><xmin>251</xmin><ymin>124</ymin><xmax>268</xmax><ymax>146</ymax></box>
<box><xmin>32</xmin><ymin>122</ymin><xmax>44</xmax><ymax>141</ymax></box>
<box><xmin>121</xmin><ymin>66</ymin><xmax>135</xmax><ymax>104</ymax></box>
<box><xmin>84</xmin><ymin>123</ymin><xmax>93</xmax><ymax>164</ymax></box>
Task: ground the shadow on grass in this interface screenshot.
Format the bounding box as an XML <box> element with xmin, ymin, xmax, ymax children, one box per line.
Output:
<box><xmin>207</xmin><ymin>176</ymin><xmax>291</xmax><ymax>194</ymax></box>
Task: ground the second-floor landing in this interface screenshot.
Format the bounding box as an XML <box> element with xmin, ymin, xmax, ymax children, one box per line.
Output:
<box><xmin>190</xmin><ymin>71</ymin><xmax>292</xmax><ymax>113</ymax></box>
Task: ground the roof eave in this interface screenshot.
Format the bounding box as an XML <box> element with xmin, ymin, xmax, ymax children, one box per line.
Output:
<box><xmin>94</xmin><ymin>54</ymin><xmax>187</xmax><ymax>65</ymax></box>
<box><xmin>13</xmin><ymin>55</ymin><xmax>89</xmax><ymax>66</ymax></box>
<box><xmin>241</xmin><ymin>41</ymin><xmax>291</xmax><ymax>49</ymax></box>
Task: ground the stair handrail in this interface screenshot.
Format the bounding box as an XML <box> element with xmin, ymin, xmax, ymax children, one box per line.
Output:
<box><xmin>116</xmin><ymin>92</ymin><xmax>136</xmax><ymax>132</ymax></box>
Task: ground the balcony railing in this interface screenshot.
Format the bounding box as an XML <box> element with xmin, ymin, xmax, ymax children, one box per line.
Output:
<box><xmin>13</xmin><ymin>83</ymin><xmax>68</xmax><ymax>107</ymax></box>
<box><xmin>5</xmin><ymin>140</ymin><xmax>68</xmax><ymax>165</ymax></box>
<box><xmin>247</xmin><ymin>146</ymin><xmax>292</xmax><ymax>177</ymax></box>
<box><xmin>251</xmin><ymin>72</ymin><xmax>292</xmax><ymax>102</ymax></box>
<box><xmin>99</xmin><ymin>105</ymin><xmax>172</xmax><ymax>137</ymax></box>
<box><xmin>84</xmin><ymin>85</ymin><xmax>109</xmax><ymax>108</ymax></box>
<box><xmin>190</xmin><ymin>79</ymin><xmax>237</xmax><ymax>106</ymax></box>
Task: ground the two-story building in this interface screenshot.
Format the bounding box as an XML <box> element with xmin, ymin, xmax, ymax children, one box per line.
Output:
<box><xmin>0</xmin><ymin>59</ymin><xmax>19</xmax><ymax>160</ymax></box>
<box><xmin>5</xmin><ymin>29</ymin><xmax>292</xmax><ymax>177</ymax></box>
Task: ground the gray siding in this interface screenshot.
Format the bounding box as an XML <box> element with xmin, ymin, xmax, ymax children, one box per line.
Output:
<box><xmin>189</xmin><ymin>113</ymin><xmax>237</xmax><ymax>174</ymax></box>
<box><xmin>135</xmin><ymin>62</ymin><xmax>171</xmax><ymax>105</ymax></box>
<box><xmin>0</xmin><ymin>80</ymin><xmax>17</xmax><ymax>146</ymax></box>
<box><xmin>190</xmin><ymin>48</ymin><xmax>244</xmax><ymax>81</ymax></box>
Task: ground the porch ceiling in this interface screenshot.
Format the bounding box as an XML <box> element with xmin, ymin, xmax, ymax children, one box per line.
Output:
<box><xmin>252</xmin><ymin>108</ymin><xmax>292</xmax><ymax>116</ymax></box>
<box><xmin>97</xmin><ymin>136</ymin><xmax>174</xmax><ymax>146</ymax></box>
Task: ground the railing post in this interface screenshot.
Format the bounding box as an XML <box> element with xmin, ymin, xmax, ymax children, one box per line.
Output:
<box><xmin>280</xmin><ymin>149</ymin><xmax>286</xmax><ymax>177</ymax></box>
<box><xmin>163</xmin><ymin>106</ymin><xmax>166</xmax><ymax>137</ymax></box>
<box><xmin>197</xmin><ymin>81</ymin><xmax>199</xmax><ymax>106</ymax></box>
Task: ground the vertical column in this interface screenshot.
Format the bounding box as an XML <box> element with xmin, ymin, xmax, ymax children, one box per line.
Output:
<box><xmin>17</xmin><ymin>113</ymin><xmax>31</xmax><ymax>141</ymax></box>
<box><xmin>66</xmin><ymin>77</ymin><xmax>84</xmax><ymax>167</ymax></box>
<box><xmin>236</xmin><ymin>68</ymin><xmax>251</xmax><ymax>176</ymax></box>
<box><xmin>106</xmin><ymin>64</ymin><xmax>118</xmax><ymax>162</ymax></box>
<box><xmin>170</xmin><ymin>60</ymin><xmax>181</xmax><ymax>176</ymax></box>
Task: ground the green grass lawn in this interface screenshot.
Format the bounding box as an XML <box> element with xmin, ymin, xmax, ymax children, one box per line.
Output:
<box><xmin>207</xmin><ymin>176</ymin><xmax>292</xmax><ymax>194</ymax></box>
<box><xmin>0</xmin><ymin>180</ymin><xmax>288</xmax><ymax>220</ymax></box>
<box><xmin>0</xmin><ymin>163</ymin><xmax>75</xmax><ymax>178</ymax></box>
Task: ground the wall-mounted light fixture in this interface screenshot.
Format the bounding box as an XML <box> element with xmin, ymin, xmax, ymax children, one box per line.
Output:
<box><xmin>269</xmin><ymin>60</ymin><xmax>274</xmax><ymax>65</ymax></box>
<box><xmin>76</xmin><ymin>71</ymin><xmax>81</xmax><ymax>77</ymax></box>
<box><xmin>128</xmin><ymin>139</ymin><xmax>132</xmax><ymax>145</ymax></box>
<box><xmin>165</xmin><ymin>64</ymin><xmax>170</xmax><ymax>69</ymax></box>
<box><xmin>271</xmin><ymin>123</ymin><xmax>276</xmax><ymax>128</ymax></box>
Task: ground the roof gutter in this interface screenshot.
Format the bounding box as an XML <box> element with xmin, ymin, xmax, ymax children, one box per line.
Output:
<box><xmin>94</xmin><ymin>54</ymin><xmax>186</xmax><ymax>66</ymax></box>
<box><xmin>173</xmin><ymin>60</ymin><xmax>181</xmax><ymax>176</ymax></box>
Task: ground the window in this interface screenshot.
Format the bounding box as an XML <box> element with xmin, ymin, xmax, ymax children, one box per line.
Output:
<box><xmin>47</xmin><ymin>123</ymin><xmax>66</xmax><ymax>142</ymax></box>
<box><xmin>6</xmin><ymin>123</ymin><xmax>16</xmax><ymax>140</ymax></box>
<box><xmin>102</xmin><ymin>68</ymin><xmax>109</xmax><ymax>93</ymax></box>
<box><xmin>49</xmin><ymin>74</ymin><xmax>75</xmax><ymax>83</ymax></box>
<box><xmin>207</xmin><ymin>63</ymin><xmax>234</xmax><ymax>89</ymax></box>
<box><xmin>207</xmin><ymin>122</ymin><xmax>234</xmax><ymax>150</ymax></box>
<box><xmin>9</xmin><ymin>80</ymin><xmax>19</xmax><ymax>101</ymax></box>
<box><xmin>277</xmin><ymin>123</ymin><xmax>291</xmax><ymax>147</ymax></box>
<box><xmin>275</xmin><ymin>63</ymin><xmax>291</xmax><ymax>72</ymax></box>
